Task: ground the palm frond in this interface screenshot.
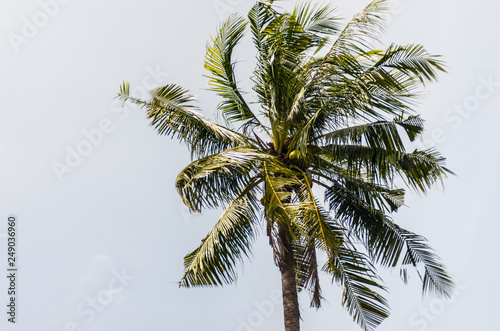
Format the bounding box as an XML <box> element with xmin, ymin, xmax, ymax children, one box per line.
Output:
<box><xmin>324</xmin><ymin>247</ymin><xmax>390</xmax><ymax>331</ymax></box>
<box><xmin>292</xmin><ymin>1</ymin><xmax>342</xmax><ymax>36</ymax></box>
<box><xmin>375</xmin><ymin>43</ymin><xmax>446</xmax><ymax>84</ymax></box>
<box><xmin>320</xmin><ymin>145</ymin><xmax>453</xmax><ymax>191</ymax></box>
<box><xmin>145</xmin><ymin>84</ymin><xmax>251</xmax><ymax>158</ymax></box>
<box><xmin>176</xmin><ymin>146</ymin><xmax>271</xmax><ymax>212</ymax></box>
<box><xmin>309</xmin><ymin>43</ymin><xmax>445</xmax><ymax>125</ymax></box>
<box><xmin>327</xmin><ymin>0</ymin><xmax>389</xmax><ymax>56</ymax></box>
<box><xmin>323</xmin><ymin>174</ymin><xmax>405</xmax><ymax>268</ymax></box>
<box><xmin>261</xmin><ymin>161</ymin><xmax>302</xmax><ymax>225</ymax></box>
<box><xmin>253</xmin><ymin>6</ymin><xmax>327</xmax><ymax>148</ymax></box>
<box><xmin>315</xmin><ymin>116</ymin><xmax>425</xmax><ymax>150</ymax></box>
<box><xmin>180</xmin><ymin>186</ymin><xmax>261</xmax><ymax>287</ymax></box>
<box><xmin>289</xmin><ymin>69</ymin><xmax>420</xmax><ymax>153</ymax></box>
<box><xmin>117</xmin><ymin>81</ymin><xmax>130</xmax><ymax>101</ymax></box>
<box><xmin>205</xmin><ymin>14</ymin><xmax>268</xmax><ymax>134</ymax></box>
<box><xmin>294</xmin><ymin>170</ymin><xmax>344</xmax><ymax>251</ymax></box>
<box><xmin>368</xmin><ymin>220</ymin><xmax>455</xmax><ymax>298</ymax></box>
<box><xmin>397</xmin><ymin>226</ymin><xmax>455</xmax><ymax>298</ymax></box>
<box><xmin>293</xmin><ymin>236</ymin><xmax>323</xmax><ymax>308</ymax></box>
<box><xmin>322</xmin><ymin>174</ymin><xmax>454</xmax><ymax>299</ymax></box>
<box><xmin>314</xmin><ymin>43</ymin><xmax>445</xmax><ymax>124</ymax></box>
<box><xmin>249</xmin><ymin>1</ymin><xmax>278</xmax><ymax>54</ymax></box>
<box><xmin>324</xmin><ymin>176</ymin><xmax>404</xmax><ymax>223</ymax></box>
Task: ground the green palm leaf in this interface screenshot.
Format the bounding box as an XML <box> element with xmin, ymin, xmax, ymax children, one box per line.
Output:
<box><xmin>205</xmin><ymin>14</ymin><xmax>268</xmax><ymax>134</ymax></box>
<box><xmin>176</xmin><ymin>146</ymin><xmax>272</xmax><ymax>212</ymax></box>
<box><xmin>180</xmin><ymin>184</ymin><xmax>261</xmax><ymax>287</ymax></box>
<box><xmin>327</xmin><ymin>0</ymin><xmax>389</xmax><ymax>57</ymax></box>
<box><xmin>324</xmin><ymin>182</ymin><xmax>454</xmax><ymax>298</ymax></box>
<box><xmin>292</xmin><ymin>1</ymin><xmax>341</xmax><ymax>36</ymax></box>
<box><xmin>321</xmin><ymin>144</ymin><xmax>453</xmax><ymax>191</ymax></box>
<box><xmin>119</xmin><ymin>83</ymin><xmax>252</xmax><ymax>158</ymax></box>
<box><xmin>325</xmin><ymin>247</ymin><xmax>390</xmax><ymax>331</ymax></box>
<box><xmin>397</xmin><ymin>226</ymin><xmax>455</xmax><ymax>298</ymax></box>
<box><xmin>316</xmin><ymin>116</ymin><xmax>425</xmax><ymax>151</ymax></box>
<box><xmin>293</xmin><ymin>237</ymin><xmax>323</xmax><ymax>307</ymax></box>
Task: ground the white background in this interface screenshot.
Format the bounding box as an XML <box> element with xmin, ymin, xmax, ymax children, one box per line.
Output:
<box><xmin>0</xmin><ymin>0</ymin><xmax>498</xmax><ymax>330</ymax></box>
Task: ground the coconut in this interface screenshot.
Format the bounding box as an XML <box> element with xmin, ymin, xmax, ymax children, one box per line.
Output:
<box><xmin>289</xmin><ymin>150</ymin><xmax>299</xmax><ymax>160</ymax></box>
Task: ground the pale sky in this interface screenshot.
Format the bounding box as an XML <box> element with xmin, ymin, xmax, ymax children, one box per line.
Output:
<box><xmin>1</xmin><ymin>0</ymin><xmax>499</xmax><ymax>330</ymax></box>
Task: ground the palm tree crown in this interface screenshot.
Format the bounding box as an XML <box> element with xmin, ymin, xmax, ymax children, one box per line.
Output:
<box><xmin>119</xmin><ymin>1</ymin><xmax>455</xmax><ymax>330</ymax></box>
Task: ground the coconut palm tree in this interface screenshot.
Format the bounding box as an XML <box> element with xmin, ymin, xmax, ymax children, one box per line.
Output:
<box><xmin>118</xmin><ymin>1</ymin><xmax>455</xmax><ymax>330</ymax></box>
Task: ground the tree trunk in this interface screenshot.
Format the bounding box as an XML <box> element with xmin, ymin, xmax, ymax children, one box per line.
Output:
<box><xmin>278</xmin><ymin>222</ymin><xmax>300</xmax><ymax>331</ymax></box>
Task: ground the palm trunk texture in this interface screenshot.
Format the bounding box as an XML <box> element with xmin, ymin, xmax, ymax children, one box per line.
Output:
<box><xmin>278</xmin><ymin>222</ymin><xmax>301</xmax><ymax>331</ymax></box>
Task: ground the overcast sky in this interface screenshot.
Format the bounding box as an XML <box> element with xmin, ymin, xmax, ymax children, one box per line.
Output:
<box><xmin>1</xmin><ymin>0</ymin><xmax>498</xmax><ymax>330</ymax></box>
